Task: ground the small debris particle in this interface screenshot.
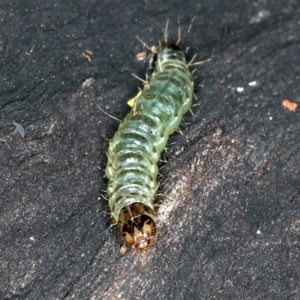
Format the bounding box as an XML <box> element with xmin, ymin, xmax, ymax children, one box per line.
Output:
<box><xmin>236</xmin><ymin>87</ymin><xmax>244</xmax><ymax>92</ymax></box>
<box><xmin>282</xmin><ymin>99</ymin><xmax>298</xmax><ymax>112</ymax></box>
<box><xmin>249</xmin><ymin>10</ymin><xmax>270</xmax><ymax>24</ymax></box>
<box><xmin>256</xmin><ymin>229</ymin><xmax>261</xmax><ymax>235</ymax></box>
<box><xmin>82</xmin><ymin>52</ymin><xmax>92</xmax><ymax>62</ymax></box>
<box><xmin>248</xmin><ymin>81</ymin><xmax>257</xmax><ymax>86</ymax></box>
<box><xmin>29</xmin><ymin>236</ymin><xmax>36</xmax><ymax>241</ymax></box>
<box><xmin>120</xmin><ymin>244</ymin><xmax>129</xmax><ymax>254</ymax></box>
<box><xmin>269</xmin><ymin>116</ymin><xmax>273</xmax><ymax>120</ymax></box>
<box><xmin>12</xmin><ymin>121</ymin><xmax>25</xmax><ymax>137</ymax></box>
<box><xmin>82</xmin><ymin>77</ymin><xmax>95</xmax><ymax>88</ymax></box>
<box><xmin>136</xmin><ymin>51</ymin><xmax>147</xmax><ymax>61</ymax></box>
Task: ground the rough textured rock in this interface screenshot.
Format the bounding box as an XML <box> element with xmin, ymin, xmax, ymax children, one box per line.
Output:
<box><xmin>1</xmin><ymin>0</ymin><xmax>299</xmax><ymax>299</ymax></box>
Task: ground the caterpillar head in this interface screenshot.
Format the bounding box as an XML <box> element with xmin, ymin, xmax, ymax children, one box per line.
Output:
<box><xmin>119</xmin><ymin>203</ymin><xmax>156</xmax><ymax>250</ymax></box>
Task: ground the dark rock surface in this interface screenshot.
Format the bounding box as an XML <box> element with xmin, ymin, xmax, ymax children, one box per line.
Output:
<box><xmin>1</xmin><ymin>1</ymin><xmax>299</xmax><ymax>299</ymax></box>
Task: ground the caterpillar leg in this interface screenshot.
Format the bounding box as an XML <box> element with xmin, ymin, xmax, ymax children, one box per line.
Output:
<box><xmin>119</xmin><ymin>203</ymin><xmax>156</xmax><ymax>250</ymax></box>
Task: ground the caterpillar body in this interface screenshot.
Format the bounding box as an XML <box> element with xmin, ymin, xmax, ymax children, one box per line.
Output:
<box><xmin>105</xmin><ymin>43</ymin><xmax>194</xmax><ymax>250</ymax></box>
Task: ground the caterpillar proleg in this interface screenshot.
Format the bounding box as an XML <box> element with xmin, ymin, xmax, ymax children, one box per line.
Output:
<box><xmin>105</xmin><ymin>37</ymin><xmax>194</xmax><ymax>250</ymax></box>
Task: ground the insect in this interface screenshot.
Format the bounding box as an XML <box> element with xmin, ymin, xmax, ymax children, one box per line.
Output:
<box><xmin>105</xmin><ymin>28</ymin><xmax>195</xmax><ymax>250</ymax></box>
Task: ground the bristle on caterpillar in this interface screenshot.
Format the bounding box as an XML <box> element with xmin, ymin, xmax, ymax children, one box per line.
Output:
<box><xmin>105</xmin><ymin>39</ymin><xmax>194</xmax><ymax>250</ymax></box>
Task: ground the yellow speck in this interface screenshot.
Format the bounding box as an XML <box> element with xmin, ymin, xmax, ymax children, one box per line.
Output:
<box><xmin>127</xmin><ymin>90</ymin><xmax>142</xmax><ymax>107</ymax></box>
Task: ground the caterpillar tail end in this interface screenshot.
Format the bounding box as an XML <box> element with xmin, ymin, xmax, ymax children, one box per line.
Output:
<box><xmin>119</xmin><ymin>203</ymin><xmax>156</xmax><ymax>250</ymax></box>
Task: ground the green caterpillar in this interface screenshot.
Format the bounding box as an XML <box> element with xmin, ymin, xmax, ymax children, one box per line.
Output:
<box><xmin>105</xmin><ymin>43</ymin><xmax>194</xmax><ymax>250</ymax></box>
